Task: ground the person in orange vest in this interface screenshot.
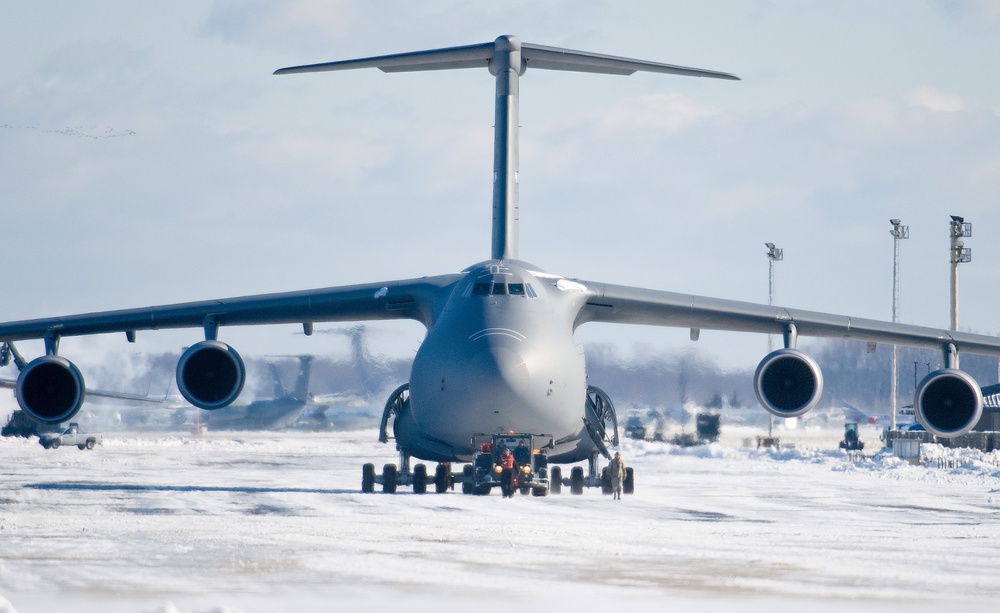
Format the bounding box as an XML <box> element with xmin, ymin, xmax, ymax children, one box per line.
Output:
<box><xmin>499</xmin><ymin>447</ymin><xmax>517</xmax><ymax>498</ymax></box>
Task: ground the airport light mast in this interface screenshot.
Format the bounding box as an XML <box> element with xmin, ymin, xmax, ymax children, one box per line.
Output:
<box><xmin>889</xmin><ymin>219</ymin><xmax>909</xmax><ymax>430</ymax></box>
<box><xmin>765</xmin><ymin>242</ymin><xmax>783</xmax><ymax>437</ymax></box>
<box><xmin>765</xmin><ymin>242</ymin><xmax>783</xmax><ymax>353</ymax></box>
<box><xmin>949</xmin><ymin>215</ymin><xmax>972</xmax><ymax>332</ymax></box>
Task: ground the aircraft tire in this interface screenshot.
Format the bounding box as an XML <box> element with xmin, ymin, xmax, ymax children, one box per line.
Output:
<box><xmin>461</xmin><ymin>465</ymin><xmax>473</xmax><ymax>494</ymax></box>
<box><xmin>413</xmin><ymin>463</ymin><xmax>427</xmax><ymax>494</ymax></box>
<box><xmin>362</xmin><ymin>463</ymin><xmax>376</xmax><ymax>493</ymax></box>
<box><xmin>570</xmin><ymin>466</ymin><xmax>584</xmax><ymax>495</ymax></box>
<box><xmin>549</xmin><ymin>466</ymin><xmax>562</xmax><ymax>494</ymax></box>
<box><xmin>434</xmin><ymin>464</ymin><xmax>450</xmax><ymax>493</ymax></box>
<box><xmin>623</xmin><ymin>467</ymin><xmax>635</xmax><ymax>495</ymax></box>
<box><xmin>601</xmin><ymin>467</ymin><xmax>612</xmax><ymax>495</ymax></box>
<box><xmin>382</xmin><ymin>464</ymin><xmax>398</xmax><ymax>493</ymax></box>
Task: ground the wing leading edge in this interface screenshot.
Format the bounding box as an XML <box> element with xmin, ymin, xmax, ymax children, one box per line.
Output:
<box><xmin>575</xmin><ymin>280</ymin><xmax>1000</xmax><ymax>356</ymax></box>
<box><xmin>0</xmin><ymin>274</ymin><xmax>463</xmax><ymax>344</ymax></box>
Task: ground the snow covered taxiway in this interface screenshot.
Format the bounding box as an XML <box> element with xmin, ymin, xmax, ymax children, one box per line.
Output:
<box><xmin>2</xmin><ymin>426</ymin><xmax>1000</xmax><ymax>613</ymax></box>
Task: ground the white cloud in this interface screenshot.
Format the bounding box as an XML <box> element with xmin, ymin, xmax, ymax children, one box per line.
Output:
<box><xmin>598</xmin><ymin>93</ymin><xmax>718</xmax><ymax>133</ymax></box>
<box><xmin>909</xmin><ymin>85</ymin><xmax>965</xmax><ymax>112</ymax></box>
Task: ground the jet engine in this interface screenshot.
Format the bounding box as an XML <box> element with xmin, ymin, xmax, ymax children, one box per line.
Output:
<box><xmin>15</xmin><ymin>355</ymin><xmax>86</xmax><ymax>424</ymax></box>
<box><xmin>176</xmin><ymin>340</ymin><xmax>246</xmax><ymax>410</ymax></box>
<box><xmin>753</xmin><ymin>348</ymin><xmax>824</xmax><ymax>418</ymax></box>
<box><xmin>914</xmin><ymin>369</ymin><xmax>983</xmax><ymax>437</ymax></box>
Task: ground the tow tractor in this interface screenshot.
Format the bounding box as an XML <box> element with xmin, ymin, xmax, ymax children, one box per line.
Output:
<box><xmin>465</xmin><ymin>433</ymin><xmax>551</xmax><ymax>496</ymax></box>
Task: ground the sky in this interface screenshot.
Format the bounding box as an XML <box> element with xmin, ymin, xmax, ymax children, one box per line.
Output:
<box><xmin>2</xmin><ymin>1</ymin><xmax>1000</xmax><ymax>377</ymax></box>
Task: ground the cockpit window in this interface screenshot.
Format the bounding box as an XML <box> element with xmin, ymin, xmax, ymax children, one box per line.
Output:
<box><xmin>468</xmin><ymin>278</ymin><xmax>536</xmax><ymax>298</ymax></box>
<box><xmin>472</xmin><ymin>282</ymin><xmax>491</xmax><ymax>296</ymax></box>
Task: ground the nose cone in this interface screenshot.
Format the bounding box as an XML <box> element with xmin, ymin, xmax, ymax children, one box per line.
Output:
<box><xmin>473</xmin><ymin>344</ymin><xmax>529</xmax><ymax>397</ymax></box>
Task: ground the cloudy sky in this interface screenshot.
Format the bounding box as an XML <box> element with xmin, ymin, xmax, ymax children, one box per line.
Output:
<box><xmin>2</xmin><ymin>1</ymin><xmax>999</xmax><ymax>376</ymax></box>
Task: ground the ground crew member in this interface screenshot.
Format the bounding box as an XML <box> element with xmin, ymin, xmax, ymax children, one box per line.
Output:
<box><xmin>608</xmin><ymin>451</ymin><xmax>626</xmax><ymax>500</ymax></box>
<box><xmin>499</xmin><ymin>448</ymin><xmax>517</xmax><ymax>498</ymax></box>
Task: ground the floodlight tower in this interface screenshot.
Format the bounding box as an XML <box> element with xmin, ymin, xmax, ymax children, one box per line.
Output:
<box><xmin>765</xmin><ymin>242</ymin><xmax>783</xmax><ymax>438</ymax></box>
<box><xmin>765</xmin><ymin>242</ymin><xmax>783</xmax><ymax>353</ymax></box>
<box><xmin>889</xmin><ymin>219</ymin><xmax>909</xmax><ymax>430</ymax></box>
<box><xmin>949</xmin><ymin>215</ymin><xmax>972</xmax><ymax>332</ymax></box>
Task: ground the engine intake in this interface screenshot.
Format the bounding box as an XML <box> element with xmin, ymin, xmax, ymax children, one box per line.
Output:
<box><xmin>753</xmin><ymin>348</ymin><xmax>823</xmax><ymax>418</ymax></box>
<box><xmin>16</xmin><ymin>356</ymin><xmax>86</xmax><ymax>424</ymax></box>
<box><xmin>915</xmin><ymin>369</ymin><xmax>982</xmax><ymax>438</ymax></box>
<box><xmin>176</xmin><ymin>341</ymin><xmax>246</xmax><ymax>410</ymax></box>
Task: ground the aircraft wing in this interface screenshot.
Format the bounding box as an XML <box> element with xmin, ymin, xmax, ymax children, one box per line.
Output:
<box><xmin>0</xmin><ymin>377</ymin><xmax>168</xmax><ymax>403</ymax></box>
<box><xmin>0</xmin><ymin>274</ymin><xmax>463</xmax><ymax>343</ymax></box>
<box><xmin>575</xmin><ymin>281</ymin><xmax>1000</xmax><ymax>356</ymax></box>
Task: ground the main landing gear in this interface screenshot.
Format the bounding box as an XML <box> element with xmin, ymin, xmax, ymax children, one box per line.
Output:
<box><xmin>360</xmin><ymin>447</ymin><xmax>634</xmax><ymax>497</ymax></box>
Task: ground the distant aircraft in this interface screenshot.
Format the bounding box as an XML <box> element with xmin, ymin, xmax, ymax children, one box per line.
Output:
<box><xmin>2</xmin><ymin>36</ymin><xmax>999</xmax><ymax>495</ymax></box>
<box><xmin>200</xmin><ymin>356</ymin><xmax>313</xmax><ymax>431</ymax></box>
<box><xmin>841</xmin><ymin>401</ymin><xmax>891</xmax><ymax>426</ymax></box>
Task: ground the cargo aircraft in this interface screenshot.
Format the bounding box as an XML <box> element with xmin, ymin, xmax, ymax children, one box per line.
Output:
<box><xmin>3</xmin><ymin>36</ymin><xmax>999</xmax><ymax>494</ymax></box>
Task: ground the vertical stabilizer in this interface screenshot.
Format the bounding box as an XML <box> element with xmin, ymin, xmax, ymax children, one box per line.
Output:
<box><xmin>275</xmin><ymin>37</ymin><xmax>738</xmax><ymax>262</ymax></box>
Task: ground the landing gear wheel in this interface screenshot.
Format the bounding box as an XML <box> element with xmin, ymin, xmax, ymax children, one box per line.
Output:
<box><xmin>461</xmin><ymin>465</ymin><xmax>474</xmax><ymax>495</ymax></box>
<box><xmin>570</xmin><ymin>466</ymin><xmax>584</xmax><ymax>495</ymax></box>
<box><xmin>601</xmin><ymin>467</ymin><xmax>612</xmax><ymax>495</ymax></box>
<box><xmin>434</xmin><ymin>464</ymin><xmax>451</xmax><ymax>493</ymax></box>
<box><xmin>549</xmin><ymin>466</ymin><xmax>562</xmax><ymax>494</ymax></box>
<box><xmin>413</xmin><ymin>463</ymin><xmax>427</xmax><ymax>494</ymax></box>
<box><xmin>362</xmin><ymin>463</ymin><xmax>376</xmax><ymax>493</ymax></box>
<box><xmin>623</xmin><ymin>467</ymin><xmax>635</xmax><ymax>495</ymax></box>
<box><xmin>382</xmin><ymin>463</ymin><xmax>398</xmax><ymax>494</ymax></box>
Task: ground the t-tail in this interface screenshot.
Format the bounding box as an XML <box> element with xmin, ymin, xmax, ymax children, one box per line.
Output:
<box><xmin>275</xmin><ymin>35</ymin><xmax>739</xmax><ymax>261</ymax></box>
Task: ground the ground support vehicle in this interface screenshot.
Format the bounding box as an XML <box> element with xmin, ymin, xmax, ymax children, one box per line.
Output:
<box><xmin>361</xmin><ymin>433</ymin><xmax>553</xmax><ymax>496</ymax></box>
<box><xmin>38</xmin><ymin>423</ymin><xmax>102</xmax><ymax>450</ymax></box>
<box><xmin>839</xmin><ymin>423</ymin><xmax>865</xmax><ymax>451</ymax></box>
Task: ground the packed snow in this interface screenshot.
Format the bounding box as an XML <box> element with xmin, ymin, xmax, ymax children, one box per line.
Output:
<box><xmin>2</xmin><ymin>425</ymin><xmax>1000</xmax><ymax>613</ymax></box>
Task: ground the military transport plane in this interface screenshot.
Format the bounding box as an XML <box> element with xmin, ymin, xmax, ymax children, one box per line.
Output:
<box><xmin>2</xmin><ymin>36</ymin><xmax>999</xmax><ymax>495</ymax></box>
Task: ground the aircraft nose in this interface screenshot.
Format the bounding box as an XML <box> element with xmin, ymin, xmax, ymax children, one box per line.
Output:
<box><xmin>471</xmin><ymin>344</ymin><xmax>529</xmax><ymax>396</ymax></box>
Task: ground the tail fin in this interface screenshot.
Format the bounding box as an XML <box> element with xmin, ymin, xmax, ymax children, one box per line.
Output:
<box><xmin>276</xmin><ymin>36</ymin><xmax>738</xmax><ymax>261</ymax></box>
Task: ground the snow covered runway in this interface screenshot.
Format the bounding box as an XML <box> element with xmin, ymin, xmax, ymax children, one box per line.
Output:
<box><xmin>2</xmin><ymin>428</ymin><xmax>1000</xmax><ymax>612</ymax></box>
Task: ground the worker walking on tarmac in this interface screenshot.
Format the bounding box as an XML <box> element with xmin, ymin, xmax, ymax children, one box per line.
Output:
<box><xmin>499</xmin><ymin>447</ymin><xmax>517</xmax><ymax>498</ymax></box>
<box><xmin>608</xmin><ymin>451</ymin><xmax>626</xmax><ymax>500</ymax></box>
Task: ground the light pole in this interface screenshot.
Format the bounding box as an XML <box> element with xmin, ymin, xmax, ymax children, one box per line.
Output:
<box><xmin>949</xmin><ymin>215</ymin><xmax>972</xmax><ymax>332</ymax></box>
<box><xmin>765</xmin><ymin>242</ymin><xmax>783</xmax><ymax>353</ymax></box>
<box><xmin>765</xmin><ymin>242</ymin><xmax>782</xmax><ymax>437</ymax></box>
<box><xmin>889</xmin><ymin>219</ymin><xmax>908</xmax><ymax>430</ymax></box>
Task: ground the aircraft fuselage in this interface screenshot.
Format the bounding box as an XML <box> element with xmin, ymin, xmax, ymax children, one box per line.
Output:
<box><xmin>396</xmin><ymin>260</ymin><xmax>594</xmax><ymax>462</ymax></box>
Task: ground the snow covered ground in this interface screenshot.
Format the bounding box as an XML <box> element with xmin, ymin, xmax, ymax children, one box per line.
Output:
<box><xmin>2</xmin><ymin>425</ymin><xmax>1000</xmax><ymax>613</ymax></box>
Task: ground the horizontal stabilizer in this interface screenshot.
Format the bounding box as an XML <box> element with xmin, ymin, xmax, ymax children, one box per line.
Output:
<box><xmin>274</xmin><ymin>36</ymin><xmax>739</xmax><ymax>81</ymax></box>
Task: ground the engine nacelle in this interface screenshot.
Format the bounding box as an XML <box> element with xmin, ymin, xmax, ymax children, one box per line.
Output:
<box><xmin>15</xmin><ymin>355</ymin><xmax>86</xmax><ymax>425</ymax></box>
<box><xmin>915</xmin><ymin>369</ymin><xmax>983</xmax><ymax>438</ymax></box>
<box><xmin>753</xmin><ymin>348</ymin><xmax>824</xmax><ymax>418</ymax></box>
<box><xmin>176</xmin><ymin>341</ymin><xmax>246</xmax><ymax>410</ymax></box>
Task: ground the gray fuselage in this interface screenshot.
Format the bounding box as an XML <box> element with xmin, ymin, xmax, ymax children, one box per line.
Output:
<box><xmin>395</xmin><ymin>260</ymin><xmax>594</xmax><ymax>462</ymax></box>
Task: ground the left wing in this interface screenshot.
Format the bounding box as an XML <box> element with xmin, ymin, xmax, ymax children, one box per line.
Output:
<box><xmin>0</xmin><ymin>274</ymin><xmax>463</xmax><ymax>344</ymax></box>
<box><xmin>0</xmin><ymin>274</ymin><xmax>462</xmax><ymax>424</ymax></box>
<box><xmin>574</xmin><ymin>280</ymin><xmax>1000</xmax><ymax>438</ymax></box>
